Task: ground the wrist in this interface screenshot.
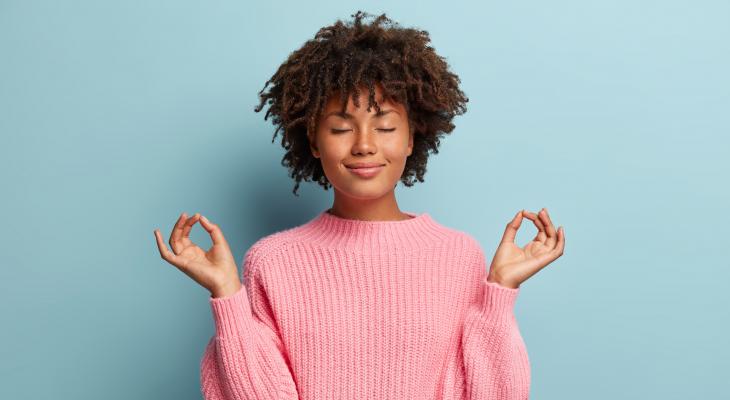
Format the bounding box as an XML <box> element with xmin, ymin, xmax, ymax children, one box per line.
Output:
<box><xmin>486</xmin><ymin>273</ymin><xmax>519</xmax><ymax>289</ymax></box>
<box><xmin>210</xmin><ymin>280</ymin><xmax>242</xmax><ymax>299</ymax></box>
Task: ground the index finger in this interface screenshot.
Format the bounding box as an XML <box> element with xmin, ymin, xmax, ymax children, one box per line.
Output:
<box><xmin>198</xmin><ymin>215</ymin><xmax>230</xmax><ymax>249</ymax></box>
<box><xmin>522</xmin><ymin>211</ymin><xmax>547</xmax><ymax>244</ymax></box>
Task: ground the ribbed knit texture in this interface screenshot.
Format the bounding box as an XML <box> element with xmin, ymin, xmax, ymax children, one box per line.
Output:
<box><xmin>200</xmin><ymin>209</ymin><xmax>530</xmax><ymax>400</ymax></box>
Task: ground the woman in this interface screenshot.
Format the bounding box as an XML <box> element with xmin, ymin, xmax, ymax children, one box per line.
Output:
<box><xmin>154</xmin><ymin>11</ymin><xmax>564</xmax><ymax>400</ymax></box>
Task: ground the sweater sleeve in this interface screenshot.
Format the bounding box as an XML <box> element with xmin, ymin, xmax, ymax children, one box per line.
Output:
<box><xmin>460</xmin><ymin>247</ymin><xmax>531</xmax><ymax>400</ymax></box>
<box><xmin>199</xmin><ymin>245</ymin><xmax>299</xmax><ymax>400</ymax></box>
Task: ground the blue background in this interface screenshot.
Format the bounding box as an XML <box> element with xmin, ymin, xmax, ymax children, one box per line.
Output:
<box><xmin>2</xmin><ymin>1</ymin><xmax>728</xmax><ymax>399</ymax></box>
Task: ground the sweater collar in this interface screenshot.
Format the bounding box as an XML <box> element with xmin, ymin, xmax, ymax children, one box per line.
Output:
<box><xmin>296</xmin><ymin>208</ymin><xmax>450</xmax><ymax>252</ymax></box>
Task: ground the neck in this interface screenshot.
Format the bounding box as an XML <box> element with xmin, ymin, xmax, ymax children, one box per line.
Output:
<box><xmin>326</xmin><ymin>207</ymin><xmax>414</xmax><ymax>222</ymax></box>
<box><xmin>329</xmin><ymin>188</ymin><xmax>407</xmax><ymax>222</ymax></box>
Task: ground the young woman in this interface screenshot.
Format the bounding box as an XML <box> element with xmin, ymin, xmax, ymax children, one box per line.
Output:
<box><xmin>154</xmin><ymin>11</ymin><xmax>564</xmax><ymax>400</ymax></box>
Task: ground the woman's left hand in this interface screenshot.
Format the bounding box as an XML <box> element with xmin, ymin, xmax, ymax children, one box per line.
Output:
<box><xmin>487</xmin><ymin>208</ymin><xmax>565</xmax><ymax>289</ymax></box>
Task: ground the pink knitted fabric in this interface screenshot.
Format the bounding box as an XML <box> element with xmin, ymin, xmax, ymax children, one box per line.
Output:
<box><xmin>200</xmin><ymin>209</ymin><xmax>530</xmax><ymax>400</ymax></box>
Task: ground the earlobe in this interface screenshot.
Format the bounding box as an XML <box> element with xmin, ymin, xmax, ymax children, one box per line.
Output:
<box><xmin>407</xmin><ymin>131</ymin><xmax>414</xmax><ymax>156</ymax></box>
<box><xmin>307</xmin><ymin>132</ymin><xmax>320</xmax><ymax>158</ymax></box>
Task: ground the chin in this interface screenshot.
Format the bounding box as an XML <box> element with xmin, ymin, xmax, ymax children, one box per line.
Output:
<box><xmin>334</xmin><ymin>180</ymin><xmax>393</xmax><ymax>200</ymax></box>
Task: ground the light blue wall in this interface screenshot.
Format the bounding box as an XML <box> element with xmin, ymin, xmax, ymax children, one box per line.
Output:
<box><xmin>1</xmin><ymin>1</ymin><xmax>728</xmax><ymax>398</ymax></box>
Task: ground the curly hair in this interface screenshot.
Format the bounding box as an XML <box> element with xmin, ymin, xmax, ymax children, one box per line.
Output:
<box><xmin>253</xmin><ymin>10</ymin><xmax>469</xmax><ymax>196</ymax></box>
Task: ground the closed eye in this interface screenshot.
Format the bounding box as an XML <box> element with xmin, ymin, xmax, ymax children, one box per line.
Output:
<box><xmin>330</xmin><ymin>128</ymin><xmax>396</xmax><ymax>133</ymax></box>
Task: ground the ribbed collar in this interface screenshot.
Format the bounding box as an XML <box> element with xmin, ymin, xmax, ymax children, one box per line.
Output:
<box><xmin>295</xmin><ymin>208</ymin><xmax>451</xmax><ymax>252</ymax></box>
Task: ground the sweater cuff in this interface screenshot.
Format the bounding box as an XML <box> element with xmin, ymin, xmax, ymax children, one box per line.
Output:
<box><xmin>479</xmin><ymin>277</ymin><xmax>520</xmax><ymax>324</ymax></box>
<box><xmin>209</xmin><ymin>284</ymin><xmax>253</xmax><ymax>339</ymax></box>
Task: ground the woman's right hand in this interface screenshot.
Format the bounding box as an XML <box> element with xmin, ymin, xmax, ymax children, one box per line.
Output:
<box><xmin>154</xmin><ymin>212</ymin><xmax>242</xmax><ymax>298</ymax></box>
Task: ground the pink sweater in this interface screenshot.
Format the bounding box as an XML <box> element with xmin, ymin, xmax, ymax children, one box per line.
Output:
<box><xmin>200</xmin><ymin>209</ymin><xmax>530</xmax><ymax>399</ymax></box>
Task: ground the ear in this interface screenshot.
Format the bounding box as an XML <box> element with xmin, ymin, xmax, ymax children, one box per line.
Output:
<box><xmin>407</xmin><ymin>128</ymin><xmax>414</xmax><ymax>156</ymax></box>
<box><xmin>307</xmin><ymin>130</ymin><xmax>320</xmax><ymax>159</ymax></box>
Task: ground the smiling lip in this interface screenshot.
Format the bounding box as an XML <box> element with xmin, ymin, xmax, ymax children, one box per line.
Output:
<box><xmin>345</xmin><ymin>162</ymin><xmax>386</xmax><ymax>168</ymax></box>
<box><xmin>346</xmin><ymin>163</ymin><xmax>385</xmax><ymax>178</ymax></box>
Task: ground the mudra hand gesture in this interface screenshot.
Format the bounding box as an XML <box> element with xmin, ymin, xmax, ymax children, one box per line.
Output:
<box><xmin>487</xmin><ymin>208</ymin><xmax>565</xmax><ymax>289</ymax></box>
<box><xmin>153</xmin><ymin>212</ymin><xmax>242</xmax><ymax>298</ymax></box>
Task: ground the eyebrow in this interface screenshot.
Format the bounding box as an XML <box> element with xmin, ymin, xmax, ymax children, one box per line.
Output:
<box><xmin>324</xmin><ymin>109</ymin><xmax>400</xmax><ymax>119</ymax></box>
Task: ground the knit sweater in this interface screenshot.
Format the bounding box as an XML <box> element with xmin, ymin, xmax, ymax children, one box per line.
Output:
<box><xmin>199</xmin><ymin>209</ymin><xmax>531</xmax><ymax>400</ymax></box>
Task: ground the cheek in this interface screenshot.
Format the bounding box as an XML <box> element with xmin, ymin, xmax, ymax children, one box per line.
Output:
<box><xmin>383</xmin><ymin>136</ymin><xmax>411</xmax><ymax>160</ymax></box>
<box><xmin>316</xmin><ymin>135</ymin><xmax>339</xmax><ymax>156</ymax></box>
<box><xmin>317</xmin><ymin>141</ymin><xmax>348</xmax><ymax>172</ymax></box>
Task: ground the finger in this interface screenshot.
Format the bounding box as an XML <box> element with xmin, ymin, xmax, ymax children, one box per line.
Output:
<box><xmin>539</xmin><ymin>208</ymin><xmax>557</xmax><ymax>248</ymax></box>
<box><xmin>181</xmin><ymin>213</ymin><xmax>202</xmax><ymax>244</ymax></box>
<box><xmin>155</xmin><ymin>229</ymin><xmax>184</xmax><ymax>267</ymax></box>
<box><xmin>555</xmin><ymin>226</ymin><xmax>565</xmax><ymax>256</ymax></box>
<box><xmin>168</xmin><ymin>212</ymin><xmax>188</xmax><ymax>255</ymax></box>
<box><xmin>500</xmin><ymin>209</ymin><xmax>524</xmax><ymax>244</ymax></box>
<box><xmin>199</xmin><ymin>215</ymin><xmax>230</xmax><ymax>249</ymax></box>
<box><xmin>539</xmin><ymin>226</ymin><xmax>565</xmax><ymax>268</ymax></box>
<box><xmin>522</xmin><ymin>211</ymin><xmax>547</xmax><ymax>244</ymax></box>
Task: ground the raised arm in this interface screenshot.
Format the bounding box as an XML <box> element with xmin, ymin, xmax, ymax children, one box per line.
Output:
<box><xmin>200</xmin><ymin>244</ymin><xmax>299</xmax><ymax>400</ymax></box>
<box><xmin>153</xmin><ymin>212</ymin><xmax>299</xmax><ymax>399</ymax></box>
<box><xmin>460</xmin><ymin>207</ymin><xmax>565</xmax><ymax>399</ymax></box>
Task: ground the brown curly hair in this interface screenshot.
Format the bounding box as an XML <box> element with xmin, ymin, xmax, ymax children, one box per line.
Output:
<box><xmin>253</xmin><ymin>10</ymin><xmax>469</xmax><ymax>196</ymax></box>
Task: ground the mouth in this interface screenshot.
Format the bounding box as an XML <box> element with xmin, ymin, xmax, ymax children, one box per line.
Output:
<box><xmin>345</xmin><ymin>164</ymin><xmax>385</xmax><ymax>178</ymax></box>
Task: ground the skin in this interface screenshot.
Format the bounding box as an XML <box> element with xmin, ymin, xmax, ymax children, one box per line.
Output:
<box><xmin>488</xmin><ymin>208</ymin><xmax>565</xmax><ymax>289</ymax></box>
<box><xmin>307</xmin><ymin>82</ymin><xmax>414</xmax><ymax>222</ymax></box>
<box><xmin>153</xmin><ymin>82</ymin><xmax>565</xmax><ymax>296</ymax></box>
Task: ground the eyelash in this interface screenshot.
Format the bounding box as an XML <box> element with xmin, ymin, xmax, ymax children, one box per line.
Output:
<box><xmin>331</xmin><ymin>128</ymin><xmax>396</xmax><ymax>133</ymax></box>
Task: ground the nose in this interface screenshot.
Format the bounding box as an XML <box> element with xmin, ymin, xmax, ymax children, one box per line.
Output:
<box><xmin>351</xmin><ymin>130</ymin><xmax>377</xmax><ymax>155</ymax></box>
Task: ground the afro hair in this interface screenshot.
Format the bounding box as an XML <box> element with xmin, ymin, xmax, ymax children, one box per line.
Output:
<box><xmin>254</xmin><ymin>10</ymin><xmax>469</xmax><ymax>196</ymax></box>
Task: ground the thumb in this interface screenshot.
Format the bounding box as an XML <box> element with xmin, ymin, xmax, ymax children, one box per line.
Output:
<box><xmin>500</xmin><ymin>209</ymin><xmax>524</xmax><ymax>244</ymax></box>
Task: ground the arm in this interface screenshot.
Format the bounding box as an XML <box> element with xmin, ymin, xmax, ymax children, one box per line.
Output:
<box><xmin>200</xmin><ymin>337</ymin><xmax>228</xmax><ymax>399</ymax></box>
<box><xmin>460</xmin><ymin>249</ymin><xmax>531</xmax><ymax>400</ymax></box>
<box><xmin>199</xmin><ymin>245</ymin><xmax>299</xmax><ymax>400</ymax></box>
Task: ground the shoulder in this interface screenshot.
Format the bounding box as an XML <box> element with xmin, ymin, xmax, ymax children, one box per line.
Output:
<box><xmin>424</xmin><ymin>217</ymin><xmax>486</xmax><ymax>269</ymax></box>
<box><xmin>428</xmin><ymin>223</ymin><xmax>488</xmax><ymax>280</ymax></box>
<box><xmin>430</xmin><ymin>218</ymin><xmax>484</xmax><ymax>255</ymax></box>
<box><xmin>458</xmin><ymin>230</ymin><xmax>486</xmax><ymax>256</ymax></box>
<box><xmin>243</xmin><ymin>225</ymin><xmax>301</xmax><ymax>268</ymax></box>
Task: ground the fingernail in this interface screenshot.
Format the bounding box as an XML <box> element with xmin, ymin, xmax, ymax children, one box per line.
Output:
<box><xmin>201</xmin><ymin>215</ymin><xmax>208</xmax><ymax>223</ymax></box>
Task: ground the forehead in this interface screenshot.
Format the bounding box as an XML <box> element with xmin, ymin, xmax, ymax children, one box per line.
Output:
<box><xmin>322</xmin><ymin>83</ymin><xmax>403</xmax><ymax>113</ymax></box>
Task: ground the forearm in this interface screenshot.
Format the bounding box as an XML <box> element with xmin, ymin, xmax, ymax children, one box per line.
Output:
<box><xmin>201</xmin><ymin>285</ymin><xmax>299</xmax><ymax>400</ymax></box>
<box><xmin>460</xmin><ymin>279</ymin><xmax>531</xmax><ymax>400</ymax></box>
